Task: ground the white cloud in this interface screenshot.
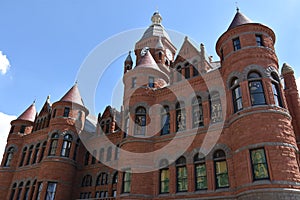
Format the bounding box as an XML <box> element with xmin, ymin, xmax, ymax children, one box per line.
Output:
<box><xmin>0</xmin><ymin>112</ymin><xmax>16</xmax><ymax>163</ymax></box>
<box><xmin>0</xmin><ymin>51</ymin><xmax>11</xmax><ymax>75</ymax></box>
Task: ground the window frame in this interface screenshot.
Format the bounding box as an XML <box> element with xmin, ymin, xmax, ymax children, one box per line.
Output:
<box><xmin>248</xmin><ymin>72</ymin><xmax>266</xmax><ymax>106</ymax></box>
<box><xmin>176</xmin><ymin>102</ymin><xmax>186</xmax><ymax>132</ymax></box>
<box><xmin>194</xmin><ymin>153</ymin><xmax>207</xmax><ymax>190</ymax></box>
<box><xmin>63</xmin><ymin>107</ymin><xmax>70</xmax><ymax>117</ymax></box>
<box><xmin>192</xmin><ymin>96</ymin><xmax>204</xmax><ymax>128</ymax></box>
<box><xmin>255</xmin><ymin>34</ymin><xmax>264</xmax><ymax>47</ymax></box>
<box><xmin>213</xmin><ymin>150</ymin><xmax>229</xmax><ymax>189</ymax></box>
<box><xmin>176</xmin><ymin>156</ymin><xmax>188</xmax><ymax>192</ymax></box>
<box><xmin>231</xmin><ymin>78</ymin><xmax>243</xmax><ymax>113</ymax></box>
<box><xmin>161</xmin><ymin>106</ymin><xmax>170</xmax><ymax>135</ymax></box>
<box><xmin>122</xmin><ymin>171</ymin><xmax>131</xmax><ymax>193</ymax></box>
<box><xmin>250</xmin><ymin>148</ymin><xmax>270</xmax><ymax>181</ymax></box>
<box><xmin>233</xmin><ymin>37</ymin><xmax>241</xmax><ymax>51</ymax></box>
<box><xmin>60</xmin><ymin>134</ymin><xmax>73</xmax><ymax>157</ymax></box>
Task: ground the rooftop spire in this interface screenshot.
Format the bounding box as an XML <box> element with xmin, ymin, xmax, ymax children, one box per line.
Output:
<box><xmin>17</xmin><ymin>102</ymin><xmax>36</xmax><ymax>122</ymax></box>
<box><xmin>227</xmin><ymin>9</ymin><xmax>252</xmax><ymax>31</ymax></box>
<box><xmin>60</xmin><ymin>84</ymin><xmax>84</xmax><ymax>106</ymax></box>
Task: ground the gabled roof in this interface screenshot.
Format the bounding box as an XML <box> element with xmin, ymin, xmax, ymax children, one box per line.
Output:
<box><xmin>227</xmin><ymin>9</ymin><xmax>253</xmax><ymax>31</ymax></box>
<box><xmin>177</xmin><ymin>36</ymin><xmax>200</xmax><ymax>60</ymax></box>
<box><xmin>38</xmin><ymin>96</ymin><xmax>51</xmax><ymax>117</ymax></box>
<box><xmin>60</xmin><ymin>84</ymin><xmax>84</xmax><ymax>106</ymax></box>
<box><xmin>17</xmin><ymin>102</ymin><xmax>36</xmax><ymax>122</ymax></box>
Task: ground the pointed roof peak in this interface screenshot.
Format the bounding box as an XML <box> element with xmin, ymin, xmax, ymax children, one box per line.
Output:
<box><xmin>136</xmin><ymin>50</ymin><xmax>160</xmax><ymax>71</ymax></box>
<box><xmin>125</xmin><ymin>51</ymin><xmax>133</xmax><ymax>63</ymax></box>
<box><xmin>17</xmin><ymin>102</ymin><xmax>36</xmax><ymax>122</ymax></box>
<box><xmin>60</xmin><ymin>84</ymin><xmax>84</xmax><ymax>106</ymax></box>
<box><xmin>155</xmin><ymin>36</ymin><xmax>165</xmax><ymax>50</ymax></box>
<box><xmin>227</xmin><ymin>9</ymin><xmax>253</xmax><ymax>31</ymax></box>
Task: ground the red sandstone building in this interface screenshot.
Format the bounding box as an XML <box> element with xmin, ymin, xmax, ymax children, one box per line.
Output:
<box><xmin>1</xmin><ymin>9</ymin><xmax>300</xmax><ymax>200</ymax></box>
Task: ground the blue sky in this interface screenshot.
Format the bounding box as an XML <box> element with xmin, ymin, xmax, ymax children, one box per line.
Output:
<box><xmin>0</xmin><ymin>0</ymin><xmax>300</xmax><ymax>160</ymax></box>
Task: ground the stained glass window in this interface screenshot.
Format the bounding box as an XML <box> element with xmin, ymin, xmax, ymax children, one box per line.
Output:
<box><xmin>210</xmin><ymin>92</ymin><xmax>223</xmax><ymax>123</ymax></box>
<box><xmin>160</xmin><ymin>169</ymin><xmax>169</xmax><ymax>193</ymax></box>
<box><xmin>176</xmin><ymin>156</ymin><xmax>188</xmax><ymax>192</ymax></box>
<box><xmin>194</xmin><ymin>153</ymin><xmax>207</xmax><ymax>190</ymax></box>
<box><xmin>250</xmin><ymin>148</ymin><xmax>269</xmax><ymax>180</ymax></box>
<box><xmin>176</xmin><ymin>102</ymin><xmax>186</xmax><ymax>132</ymax></box>
<box><xmin>192</xmin><ymin>97</ymin><xmax>204</xmax><ymax>128</ymax></box>
<box><xmin>214</xmin><ymin>150</ymin><xmax>229</xmax><ymax>188</ymax></box>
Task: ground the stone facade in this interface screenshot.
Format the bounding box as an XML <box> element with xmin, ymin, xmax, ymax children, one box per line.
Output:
<box><xmin>1</xmin><ymin>10</ymin><xmax>300</xmax><ymax>200</ymax></box>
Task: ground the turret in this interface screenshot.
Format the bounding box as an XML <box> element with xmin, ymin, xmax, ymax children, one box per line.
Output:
<box><xmin>124</xmin><ymin>51</ymin><xmax>133</xmax><ymax>74</ymax></box>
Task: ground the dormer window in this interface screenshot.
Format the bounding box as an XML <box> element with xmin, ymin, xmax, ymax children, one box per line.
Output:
<box><xmin>233</xmin><ymin>37</ymin><xmax>241</xmax><ymax>51</ymax></box>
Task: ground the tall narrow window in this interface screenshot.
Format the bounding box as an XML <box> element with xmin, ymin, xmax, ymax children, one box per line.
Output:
<box><xmin>49</xmin><ymin>133</ymin><xmax>59</xmax><ymax>156</ymax></box>
<box><xmin>177</xmin><ymin>66</ymin><xmax>182</xmax><ymax>81</ymax></box>
<box><xmin>184</xmin><ymin>63</ymin><xmax>190</xmax><ymax>79</ymax></box>
<box><xmin>115</xmin><ymin>144</ymin><xmax>120</xmax><ymax>160</ymax></box>
<box><xmin>159</xmin><ymin>159</ymin><xmax>169</xmax><ymax>194</ymax></box>
<box><xmin>135</xmin><ymin>107</ymin><xmax>146</xmax><ymax>135</ymax></box>
<box><xmin>4</xmin><ymin>147</ymin><xmax>14</xmax><ymax>167</ymax></box>
<box><xmin>20</xmin><ymin>125</ymin><xmax>26</xmax><ymax>134</ymax></box>
<box><xmin>26</xmin><ymin>145</ymin><xmax>33</xmax><ymax>165</ymax></box>
<box><xmin>192</xmin><ymin>64</ymin><xmax>199</xmax><ymax>77</ymax></box>
<box><xmin>19</xmin><ymin>147</ymin><xmax>27</xmax><ymax>167</ymax></box>
<box><xmin>194</xmin><ymin>153</ymin><xmax>207</xmax><ymax>190</ymax></box>
<box><xmin>63</xmin><ymin>107</ymin><xmax>70</xmax><ymax>117</ymax></box>
<box><xmin>149</xmin><ymin>76</ymin><xmax>155</xmax><ymax>88</ymax></box>
<box><xmin>30</xmin><ymin>180</ymin><xmax>36</xmax><ymax>200</ymax></box>
<box><xmin>36</xmin><ymin>182</ymin><xmax>43</xmax><ymax>200</ymax></box>
<box><xmin>161</xmin><ymin>106</ymin><xmax>170</xmax><ymax>135</ymax></box>
<box><xmin>24</xmin><ymin>181</ymin><xmax>30</xmax><ymax>200</ymax></box>
<box><xmin>176</xmin><ymin>102</ymin><xmax>186</xmax><ymax>132</ymax></box>
<box><xmin>52</xmin><ymin>109</ymin><xmax>56</xmax><ymax>118</ymax></box>
<box><xmin>250</xmin><ymin>148</ymin><xmax>269</xmax><ymax>180</ymax></box>
<box><xmin>192</xmin><ymin>96</ymin><xmax>204</xmax><ymax>128</ymax></box>
<box><xmin>214</xmin><ymin>150</ymin><xmax>229</xmax><ymax>188</ymax></box>
<box><xmin>233</xmin><ymin>37</ymin><xmax>241</xmax><ymax>51</ymax></box>
<box><xmin>176</xmin><ymin>156</ymin><xmax>188</xmax><ymax>192</ymax></box>
<box><xmin>210</xmin><ymin>92</ymin><xmax>223</xmax><ymax>123</ymax></box>
<box><xmin>271</xmin><ymin>73</ymin><xmax>283</xmax><ymax>107</ymax></box>
<box><xmin>45</xmin><ymin>182</ymin><xmax>57</xmax><ymax>200</ymax></box>
<box><xmin>99</xmin><ymin>148</ymin><xmax>104</xmax><ymax>163</ymax></box>
<box><xmin>132</xmin><ymin>77</ymin><xmax>136</xmax><ymax>88</ymax></box>
<box><xmin>112</xmin><ymin>172</ymin><xmax>118</xmax><ymax>184</ymax></box>
<box><xmin>248</xmin><ymin>72</ymin><xmax>266</xmax><ymax>106</ymax></box>
<box><xmin>106</xmin><ymin>146</ymin><xmax>112</xmax><ymax>162</ymax></box>
<box><xmin>82</xmin><ymin>175</ymin><xmax>92</xmax><ymax>187</ymax></box>
<box><xmin>100</xmin><ymin>121</ymin><xmax>105</xmax><ymax>134</ymax></box>
<box><xmin>92</xmin><ymin>150</ymin><xmax>97</xmax><ymax>164</ymax></box>
<box><xmin>32</xmin><ymin>143</ymin><xmax>40</xmax><ymax>164</ymax></box>
<box><xmin>124</xmin><ymin>117</ymin><xmax>129</xmax><ymax>137</ymax></box>
<box><xmin>105</xmin><ymin>120</ymin><xmax>110</xmax><ymax>134</ymax></box>
<box><xmin>9</xmin><ymin>183</ymin><xmax>17</xmax><ymax>200</ymax></box>
<box><xmin>231</xmin><ymin>78</ymin><xmax>243</xmax><ymax>112</ymax></box>
<box><xmin>256</xmin><ymin>35</ymin><xmax>263</xmax><ymax>46</ymax></box>
<box><xmin>73</xmin><ymin>139</ymin><xmax>80</xmax><ymax>161</ymax></box>
<box><xmin>84</xmin><ymin>151</ymin><xmax>90</xmax><ymax>166</ymax></box>
<box><xmin>16</xmin><ymin>182</ymin><xmax>23</xmax><ymax>200</ymax></box>
<box><xmin>122</xmin><ymin>171</ymin><xmax>131</xmax><ymax>193</ymax></box>
<box><xmin>61</xmin><ymin>134</ymin><xmax>72</xmax><ymax>157</ymax></box>
<box><xmin>39</xmin><ymin>142</ymin><xmax>47</xmax><ymax>162</ymax></box>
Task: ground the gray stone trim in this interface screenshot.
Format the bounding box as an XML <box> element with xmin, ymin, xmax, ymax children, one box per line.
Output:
<box><xmin>206</xmin><ymin>143</ymin><xmax>232</xmax><ymax>160</ymax></box>
<box><xmin>235</xmin><ymin>142</ymin><xmax>298</xmax><ymax>154</ymax></box>
<box><xmin>242</xmin><ymin>64</ymin><xmax>268</xmax><ymax>80</ymax></box>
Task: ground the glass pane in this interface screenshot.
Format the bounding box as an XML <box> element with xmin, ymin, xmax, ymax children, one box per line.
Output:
<box><xmin>253</xmin><ymin>164</ymin><xmax>269</xmax><ymax>179</ymax></box>
<box><xmin>249</xmin><ymin>81</ymin><xmax>264</xmax><ymax>93</ymax></box>
<box><xmin>215</xmin><ymin>161</ymin><xmax>228</xmax><ymax>174</ymax></box>
<box><xmin>196</xmin><ymin>164</ymin><xmax>206</xmax><ymax>176</ymax></box>
<box><xmin>196</xmin><ymin>176</ymin><xmax>207</xmax><ymax>189</ymax></box>
<box><xmin>251</xmin><ymin>93</ymin><xmax>266</xmax><ymax>105</ymax></box>
<box><xmin>216</xmin><ymin>173</ymin><xmax>229</xmax><ymax>188</ymax></box>
<box><xmin>251</xmin><ymin>149</ymin><xmax>266</xmax><ymax>164</ymax></box>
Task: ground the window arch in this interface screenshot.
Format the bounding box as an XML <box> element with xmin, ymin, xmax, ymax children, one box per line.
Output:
<box><xmin>82</xmin><ymin>175</ymin><xmax>92</xmax><ymax>187</ymax></box>
<box><xmin>176</xmin><ymin>156</ymin><xmax>188</xmax><ymax>192</ymax></box>
<box><xmin>214</xmin><ymin>150</ymin><xmax>229</xmax><ymax>188</ymax></box>
<box><xmin>135</xmin><ymin>107</ymin><xmax>146</xmax><ymax>135</ymax></box>
<box><xmin>192</xmin><ymin>96</ymin><xmax>204</xmax><ymax>128</ymax></box>
<box><xmin>24</xmin><ymin>181</ymin><xmax>31</xmax><ymax>200</ymax></box>
<box><xmin>61</xmin><ymin>134</ymin><xmax>72</xmax><ymax>157</ymax></box>
<box><xmin>194</xmin><ymin>153</ymin><xmax>207</xmax><ymax>190</ymax></box>
<box><xmin>112</xmin><ymin>172</ymin><xmax>118</xmax><ymax>184</ymax></box>
<box><xmin>209</xmin><ymin>91</ymin><xmax>222</xmax><ymax>123</ymax></box>
<box><xmin>231</xmin><ymin>78</ymin><xmax>243</xmax><ymax>112</ymax></box>
<box><xmin>161</xmin><ymin>106</ymin><xmax>170</xmax><ymax>135</ymax></box>
<box><xmin>176</xmin><ymin>102</ymin><xmax>186</xmax><ymax>132</ymax></box>
<box><xmin>19</xmin><ymin>147</ymin><xmax>27</xmax><ymax>167</ymax></box>
<box><xmin>49</xmin><ymin>133</ymin><xmax>59</xmax><ymax>156</ymax></box>
<box><xmin>248</xmin><ymin>72</ymin><xmax>266</xmax><ymax>106</ymax></box>
<box><xmin>9</xmin><ymin>183</ymin><xmax>17</xmax><ymax>200</ymax></box>
<box><xmin>26</xmin><ymin>145</ymin><xmax>34</xmax><ymax>165</ymax></box>
<box><xmin>32</xmin><ymin>143</ymin><xmax>40</xmax><ymax>164</ymax></box>
<box><xmin>16</xmin><ymin>182</ymin><xmax>24</xmax><ymax>200</ymax></box>
<box><xmin>159</xmin><ymin>159</ymin><xmax>169</xmax><ymax>194</ymax></box>
<box><xmin>271</xmin><ymin>73</ymin><xmax>283</xmax><ymax>107</ymax></box>
<box><xmin>4</xmin><ymin>147</ymin><xmax>14</xmax><ymax>167</ymax></box>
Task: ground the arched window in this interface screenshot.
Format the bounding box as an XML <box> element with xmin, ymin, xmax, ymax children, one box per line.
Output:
<box><xmin>9</xmin><ymin>183</ymin><xmax>17</xmax><ymax>200</ymax></box>
<box><xmin>159</xmin><ymin>159</ymin><xmax>169</xmax><ymax>194</ymax></box>
<box><xmin>49</xmin><ymin>133</ymin><xmax>59</xmax><ymax>156</ymax></box>
<box><xmin>84</xmin><ymin>151</ymin><xmax>90</xmax><ymax>166</ymax></box>
<box><xmin>4</xmin><ymin>147</ymin><xmax>14</xmax><ymax>167</ymax></box>
<box><xmin>214</xmin><ymin>150</ymin><xmax>229</xmax><ymax>188</ymax></box>
<box><xmin>26</xmin><ymin>145</ymin><xmax>34</xmax><ymax>165</ymax></box>
<box><xmin>39</xmin><ymin>141</ymin><xmax>47</xmax><ymax>162</ymax></box>
<box><xmin>24</xmin><ymin>181</ymin><xmax>31</xmax><ymax>200</ymax></box>
<box><xmin>250</xmin><ymin>148</ymin><xmax>269</xmax><ymax>180</ymax></box>
<box><xmin>82</xmin><ymin>175</ymin><xmax>92</xmax><ymax>187</ymax></box>
<box><xmin>194</xmin><ymin>153</ymin><xmax>207</xmax><ymax>190</ymax></box>
<box><xmin>112</xmin><ymin>172</ymin><xmax>118</xmax><ymax>184</ymax></box>
<box><xmin>105</xmin><ymin>120</ymin><xmax>110</xmax><ymax>134</ymax></box>
<box><xmin>210</xmin><ymin>91</ymin><xmax>223</xmax><ymax>123</ymax></box>
<box><xmin>231</xmin><ymin>78</ymin><xmax>243</xmax><ymax>112</ymax></box>
<box><xmin>96</xmin><ymin>173</ymin><xmax>108</xmax><ymax>186</ymax></box>
<box><xmin>177</xmin><ymin>65</ymin><xmax>182</xmax><ymax>81</ymax></box>
<box><xmin>192</xmin><ymin>96</ymin><xmax>204</xmax><ymax>128</ymax></box>
<box><xmin>16</xmin><ymin>182</ymin><xmax>23</xmax><ymax>200</ymax></box>
<box><xmin>122</xmin><ymin>171</ymin><xmax>131</xmax><ymax>193</ymax></box>
<box><xmin>99</xmin><ymin>148</ymin><xmax>104</xmax><ymax>162</ymax></box>
<box><xmin>19</xmin><ymin>147</ymin><xmax>27</xmax><ymax>167</ymax></box>
<box><xmin>248</xmin><ymin>72</ymin><xmax>266</xmax><ymax>106</ymax></box>
<box><xmin>176</xmin><ymin>102</ymin><xmax>186</xmax><ymax>132</ymax></box>
<box><xmin>176</xmin><ymin>156</ymin><xmax>188</xmax><ymax>192</ymax></box>
<box><xmin>61</xmin><ymin>134</ymin><xmax>72</xmax><ymax>157</ymax></box>
<box><xmin>161</xmin><ymin>106</ymin><xmax>170</xmax><ymax>135</ymax></box>
<box><xmin>271</xmin><ymin>73</ymin><xmax>283</xmax><ymax>107</ymax></box>
<box><xmin>32</xmin><ymin>143</ymin><xmax>40</xmax><ymax>164</ymax></box>
<box><xmin>91</xmin><ymin>150</ymin><xmax>97</xmax><ymax>164</ymax></box>
<box><xmin>135</xmin><ymin>107</ymin><xmax>146</xmax><ymax>135</ymax></box>
<box><xmin>73</xmin><ymin>139</ymin><xmax>80</xmax><ymax>161</ymax></box>
<box><xmin>107</xmin><ymin>146</ymin><xmax>112</xmax><ymax>162</ymax></box>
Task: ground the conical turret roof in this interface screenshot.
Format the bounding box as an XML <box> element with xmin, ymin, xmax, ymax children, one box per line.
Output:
<box><xmin>17</xmin><ymin>102</ymin><xmax>36</xmax><ymax>122</ymax></box>
<box><xmin>60</xmin><ymin>84</ymin><xmax>84</xmax><ymax>106</ymax></box>
<box><xmin>228</xmin><ymin>9</ymin><xmax>253</xmax><ymax>31</ymax></box>
<box><xmin>136</xmin><ymin>50</ymin><xmax>160</xmax><ymax>71</ymax></box>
